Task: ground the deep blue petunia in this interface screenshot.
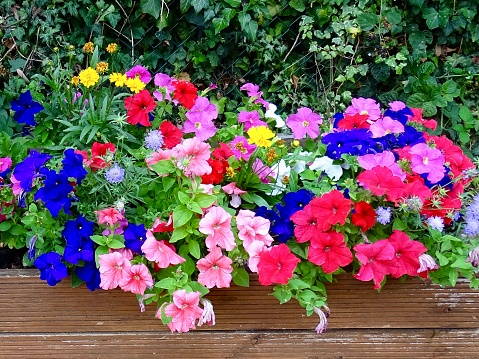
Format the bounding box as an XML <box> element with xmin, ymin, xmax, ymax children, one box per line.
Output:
<box><xmin>75</xmin><ymin>260</ymin><xmax>101</xmax><ymax>291</ymax></box>
<box><xmin>60</xmin><ymin>149</ymin><xmax>88</xmax><ymax>184</ymax></box>
<box><xmin>395</xmin><ymin>125</ymin><xmax>425</xmax><ymax>147</ymax></box>
<box><xmin>270</xmin><ymin>215</ymin><xmax>295</xmax><ymax>243</ymax></box>
<box><xmin>384</xmin><ymin>106</ymin><xmax>413</xmax><ymax>125</ymax></box>
<box><xmin>62</xmin><ymin>215</ymin><xmax>95</xmax><ymax>243</ymax></box>
<box><xmin>277</xmin><ymin>189</ymin><xmax>315</xmax><ymax>219</ymax></box>
<box><xmin>34</xmin><ymin>167</ymin><xmax>73</xmax><ymax>217</ymax></box>
<box><xmin>11</xmin><ymin>90</ymin><xmax>44</xmax><ymax>126</ymax></box>
<box><xmin>34</xmin><ymin>252</ymin><xmax>69</xmax><ymax>286</ymax></box>
<box><xmin>63</xmin><ymin>237</ymin><xmax>95</xmax><ymax>265</ymax></box>
<box><xmin>12</xmin><ymin>150</ymin><xmax>52</xmax><ymax>192</ymax></box>
<box><xmin>124</xmin><ymin>223</ymin><xmax>147</xmax><ymax>253</ymax></box>
<box><xmin>323</xmin><ymin>129</ymin><xmax>374</xmax><ymax>159</ymax></box>
<box><xmin>420</xmin><ymin>166</ymin><xmax>452</xmax><ymax>189</ymax></box>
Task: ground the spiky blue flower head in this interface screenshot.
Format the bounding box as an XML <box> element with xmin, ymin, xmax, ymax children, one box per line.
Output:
<box><xmin>145</xmin><ymin>130</ymin><xmax>164</xmax><ymax>150</ymax></box>
<box><xmin>105</xmin><ymin>163</ymin><xmax>125</xmax><ymax>184</ymax></box>
<box><xmin>376</xmin><ymin>206</ymin><xmax>392</xmax><ymax>225</ymax></box>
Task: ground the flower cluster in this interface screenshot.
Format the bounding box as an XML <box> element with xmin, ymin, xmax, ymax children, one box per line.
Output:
<box><xmin>1</xmin><ymin>44</ymin><xmax>479</xmax><ymax>334</ymax></box>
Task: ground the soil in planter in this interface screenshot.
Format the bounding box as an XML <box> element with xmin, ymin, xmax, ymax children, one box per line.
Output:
<box><xmin>0</xmin><ymin>248</ymin><xmax>28</xmax><ymax>269</ymax></box>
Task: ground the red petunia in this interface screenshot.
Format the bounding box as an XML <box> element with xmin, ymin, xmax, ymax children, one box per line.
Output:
<box><xmin>173</xmin><ymin>80</ymin><xmax>198</xmax><ymax>109</ymax></box>
<box><xmin>408</xmin><ymin>108</ymin><xmax>437</xmax><ymax>130</ymax></box>
<box><xmin>336</xmin><ymin>113</ymin><xmax>370</xmax><ymax>130</ymax></box>
<box><xmin>387</xmin><ymin>230</ymin><xmax>427</xmax><ymax>278</ymax></box>
<box><xmin>88</xmin><ymin>142</ymin><xmax>116</xmax><ymax>171</ymax></box>
<box><xmin>353</xmin><ymin>239</ymin><xmax>396</xmax><ymax>290</ymax></box>
<box><xmin>124</xmin><ymin>90</ymin><xmax>156</xmax><ymax>127</ymax></box>
<box><xmin>309</xmin><ymin>190</ymin><xmax>352</xmax><ymax>231</ymax></box>
<box><xmin>290</xmin><ymin>203</ymin><xmax>320</xmax><ymax>243</ymax></box>
<box><xmin>159</xmin><ymin>121</ymin><xmax>183</xmax><ymax>149</ymax></box>
<box><xmin>201</xmin><ymin>158</ymin><xmax>227</xmax><ymax>184</ymax></box>
<box><xmin>257</xmin><ymin>244</ymin><xmax>301</xmax><ymax>286</ymax></box>
<box><xmin>357</xmin><ymin>166</ymin><xmax>405</xmax><ymax>202</ymax></box>
<box><xmin>308</xmin><ymin>231</ymin><xmax>353</xmax><ymax>274</ymax></box>
<box><xmin>351</xmin><ymin>201</ymin><xmax>376</xmax><ymax>232</ymax></box>
<box><xmin>212</xmin><ymin>142</ymin><xmax>234</xmax><ymax>161</ymax></box>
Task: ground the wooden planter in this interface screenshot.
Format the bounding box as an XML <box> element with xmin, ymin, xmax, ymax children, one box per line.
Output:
<box><xmin>1</xmin><ymin>269</ymin><xmax>479</xmax><ymax>358</ymax></box>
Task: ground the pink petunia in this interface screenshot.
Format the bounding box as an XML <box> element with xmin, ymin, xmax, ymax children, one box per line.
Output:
<box><xmin>162</xmin><ymin>289</ymin><xmax>203</xmax><ymax>333</ymax></box>
<box><xmin>141</xmin><ymin>230</ymin><xmax>185</xmax><ymax>268</ymax></box>
<box><xmin>199</xmin><ymin>206</ymin><xmax>236</xmax><ymax>251</ymax></box>
<box><xmin>236</xmin><ymin>210</ymin><xmax>274</xmax><ymax>251</ymax></box>
<box><xmin>172</xmin><ymin>137</ymin><xmax>212</xmax><ymax>177</ymax></box>
<box><xmin>252</xmin><ymin>158</ymin><xmax>274</xmax><ymax>183</ymax></box>
<box><xmin>153</xmin><ymin>73</ymin><xmax>175</xmax><ymax>102</ymax></box>
<box><xmin>0</xmin><ymin>157</ymin><xmax>12</xmax><ymax>172</ymax></box>
<box><xmin>230</xmin><ymin>136</ymin><xmax>256</xmax><ymax>161</ymax></box>
<box><xmin>197</xmin><ymin>246</ymin><xmax>233</xmax><ymax>288</ymax></box>
<box><xmin>409</xmin><ymin>143</ymin><xmax>445</xmax><ymax>183</ymax></box>
<box><xmin>98</xmin><ymin>252</ymin><xmax>131</xmax><ymax>290</ymax></box>
<box><xmin>369</xmin><ymin>116</ymin><xmax>405</xmax><ymax>138</ymax></box>
<box><xmin>388</xmin><ymin>101</ymin><xmax>406</xmax><ymax>111</ymax></box>
<box><xmin>145</xmin><ymin>149</ymin><xmax>172</xmax><ymax>170</ymax></box>
<box><xmin>95</xmin><ymin>207</ymin><xmax>124</xmax><ymax>227</ymax></box>
<box><xmin>125</xmin><ymin>65</ymin><xmax>151</xmax><ymax>84</ymax></box>
<box><xmin>119</xmin><ymin>263</ymin><xmax>154</xmax><ymax>295</ymax></box>
<box><xmin>222</xmin><ymin>182</ymin><xmax>247</xmax><ymax>208</ymax></box>
<box><xmin>344</xmin><ymin>97</ymin><xmax>381</xmax><ymax>122</ymax></box>
<box><xmin>357</xmin><ymin>151</ymin><xmax>406</xmax><ymax>180</ymax></box>
<box><xmin>245</xmin><ymin>240</ymin><xmax>267</xmax><ymax>273</ymax></box>
<box><xmin>10</xmin><ymin>174</ymin><xmax>22</xmax><ymax>196</ymax></box>
<box><xmin>238</xmin><ymin>110</ymin><xmax>267</xmax><ymax>131</ymax></box>
<box><xmin>183</xmin><ymin>97</ymin><xmax>218</xmax><ymax>141</ymax></box>
<box><xmin>285</xmin><ymin>107</ymin><xmax>323</xmax><ymax>139</ymax></box>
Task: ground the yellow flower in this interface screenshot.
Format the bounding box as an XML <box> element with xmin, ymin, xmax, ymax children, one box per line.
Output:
<box><xmin>109</xmin><ymin>73</ymin><xmax>127</xmax><ymax>87</ymax></box>
<box><xmin>106</xmin><ymin>43</ymin><xmax>118</xmax><ymax>54</ymax></box>
<box><xmin>125</xmin><ymin>77</ymin><xmax>146</xmax><ymax>93</ymax></box>
<box><xmin>79</xmin><ymin>67</ymin><xmax>99</xmax><ymax>88</ymax></box>
<box><xmin>247</xmin><ymin>126</ymin><xmax>275</xmax><ymax>148</ymax></box>
<box><xmin>95</xmin><ymin>61</ymin><xmax>109</xmax><ymax>74</ymax></box>
<box><xmin>71</xmin><ymin>76</ymin><xmax>80</xmax><ymax>86</ymax></box>
<box><xmin>83</xmin><ymin>42</ymin><xmax>95</xmax><ymax>54</ymax></box>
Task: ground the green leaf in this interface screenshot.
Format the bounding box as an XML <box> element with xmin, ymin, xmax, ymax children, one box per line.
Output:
<box><xmin>193</xmin><ymin>0</ymin><xmax>208</xmax><ymax>13</ymax></box>
<box><xmin>357</xmin><ymin>13</ymin><xmax>379</xmax><ymax>31</ymax></box>
<box><xmin>180</xmin><ymin>0</ymin><xmax>192</xmax><ymax>13</ymax></box>
<box><xmin>0</xmin><ymin>221</ymin><xmax>12</xmax><ymax>231</ymax></box>
<box><xmin>187</xmin><ymin>201</ymin><xmax>203</xmax><ymax>215</ymax></box>
<box><xmin>150</xmin><ymin>160</ymin><xmax>175</xmax><ymax>175</ymax></box>
<box><xmin>194</xmin><ymin>193</ymin><xmax>217</xmax><ymax>208</ymax></box>
<box><xmin>162</xmin><ymin>176</ymin><xmax>176</xmax><ymax>191</ymax></box>
<box><xmin>155</xmin><ymin>277</ymin><xmax>177</xmax><ymax>290</ymax></box>
<box><xmin>170</xmin><ymin>226</ymin><xmax>188</xmax><ymax>243</ymax></box>
<box><xmin>188</xmin><ymin>239</ymin><xmax>201</xmax><ymax>259</ymax></box>
<box><xmin>288</xmin><ymin>278</ymin><xmax>310</xmax><ymax>290</ymax></box>
<box><xmin>177</xmin><ymin>191</ymin><xmax>191</xmax><ymax>205</ymax></box>
<box><xmin>140</xmin><ymin>0</ymin><xmax>162</xmax><ymax>18</ymax></box>
<box><xmin>212</xmin><ymin>8</ymin><xmax>236</xmax><ymax>34</ymax></box>
<box><xmin>459</xmin><ymin>132</ymin><xmax>470</xmax><ymax>145</ymax></box>
<box><xmin>232</xmin><ymin>267</ymin><xmax>250</xmax><ymax>287</ymax></box>
<box><xmin>90</xmin><ymin>235</ymin><xmax>107</xmax><ymax>246</ymax></box>
<box><xmin>289</xmin><ymin>0</ymin><xmax>306</xmax><ymax>12</ymax></box>
<box><xmin>422</xmin><ymin>8</ymin><xmax>439</xmax><ymax>29</ymax></box>
<box><xmin>173</xmin><ymin>204</ymin><xmax>193</xmax><ymax>227</ymax></box>
<box><xmin>272</xmin><ymin>286</ymin><xmax>292</xmax><ymax>304</ymax></box>
<box><xmin>451</xmin><ymin>257</ymin><xmax>474</xmax><ymax>270</ymax></box>
<box><xmin>224</xmin><ymin>0</ymin><xmax>241</xmax><ymax>6</ymax></box>
<box><xmin>449</xmin><ymin>269</ymin><xmax>458</xmax><ymax>286</ymax></box>
<box><xmin>187</xmin><ymin>281</ymin><xmax>210</xmax><ymax>296</ymax></box>
<box><xmin>242</xmin><ymin>19</ymin><xmax>258</xmax><ymax>42</ymax></box>
<box><xmin>95</xmin><ymin>245</ymin><xmax>110</xmax><ymax>266</ymax></box>
<box><xmin>385</xmin><ymin>8</ymin><xmax>402</xmax><ymax>25</ymax></box>
<box><xmin>241</xmin><ymin>192</ymin><xmax>269</xmax><ymax>207</ymax></box>
<box><xmin>435</xmin><ymin>251</ymin><xmax>449</xmax><ymax>266</ymax></box>
<box><xmin>459</xmin><ymin>106</ymin><xmax>474</xmax><ymax>126</ymax></box>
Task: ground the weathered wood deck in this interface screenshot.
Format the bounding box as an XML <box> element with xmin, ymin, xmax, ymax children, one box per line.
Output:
<box><xmin>1</xmin><ymin>269</ymin><xmax>478</xmax><ymax>358</ymax></box>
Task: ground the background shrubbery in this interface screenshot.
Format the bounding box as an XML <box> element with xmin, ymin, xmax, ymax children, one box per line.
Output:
<box><xmin>1</xmin><ymin>0</ymin><xmax>478</xmax><ymax>151</ymax></box>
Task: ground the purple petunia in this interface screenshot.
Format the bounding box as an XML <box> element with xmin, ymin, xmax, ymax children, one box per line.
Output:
<box><xmin>286</xmin><ymin>107</ymin><xmax>322</xmax><ymax>140</ymax></box>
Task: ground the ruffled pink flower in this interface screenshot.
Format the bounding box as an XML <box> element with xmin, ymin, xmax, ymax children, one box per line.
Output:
<box><xmin>236</xmin><ymin>210</ymin><xmax>274</xmax><ymax>251</ymax></box>
<box><xmin>95</xmin><ymin>207</ymin><xmax>124</xmax><ymax>227</ymax></box>
<box><xmin>388</xmin><ymin>101</ymin><xmax>406</xmax><ymax>111</ymax></box>
<box><xmin>125</xmin><ymin>65</ymin><xmax>151</xmax><ymax>84</ymax></box>
<box><xmin>369</xmin><ymin>116</ymin><xmax>405</xmax><ymax>138</ymax></box>
<box><xmin>199</xmin><ymin>206</ymin><xmax>235</xmax><ymax>251</ymax></box>
<box><xmin>409</xmin><ymin>143</ymin><xmax>445</xmax><ymax>183</ymax></box>
<box><xmin>285</xmin><ymin>107</ymin><xmax>323</xmax><ymax>139</ymax></box>
<box><xmin>222</xmin><ymin>182</ymin><xmax>247</xmax><ymax>208</ymax></box>
<box><xmin>252</xmin><ymin>158</ymin><xmax>274</xmax><ymax>183</ymax></box>
<box><xmin>98</xmin><ymin>252</ymin><xmax>131</xmax><ymax>290</ymax></box>
<box><xmin>344</xmin><ymin>97</ymin><xmax>381</xmax><ymax>122</ymax></box>
<box><xmin>357</xmin><ymin>151</ymin><xmax>406</xmax><ymax>180</ymax></box>
<box><xmin>162</xmin><ymin>290</ymin><xmax>203</xmax><ymax>333</ymax></box>
<box><xmin>240</xmin><ymin>83</ymin><xmax>262</xmax><ymax>98</ymax></box>
<box><xmin>141</xmin><ymin>230</ymin><xmax>185</xmax><ymax>268</ymax></box>
<box><xmin>172</xmin><ymin>137</ymin><xmax>212</xmax><ymax>177</ymax></box>
<box><xmin>197</xmin><ymin>246</ymin><xmax>233</xmax><ymax>288</ymax></box>
<box><xmin>119</xmin><ymin>263</ymin><xmax>153</xmax><ymax>295</ymax></box>
<box><xmin>0</xmin><ymin>157</ymin><xmax>12</xmax><ymax>172</ymax></box>
<box><xmin>109</xmin><ymin>247</ymin><xmax>134</xmax><ymax>260</ymax></box>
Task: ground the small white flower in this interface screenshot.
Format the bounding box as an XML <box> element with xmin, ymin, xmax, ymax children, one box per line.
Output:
<box><xmin>291</xmin><ymin>151</ymin><xmax>312</xmax><ymax>174</ymax></box>
<box><xmin>271</xmin><ymin>159</ymin><xmax>291</xmax><ymax>196</ymax></box>
<box><xmin>310</xmin><ymin>156</ymin><xmax>343</xmax><ymax>181</ymax></box>
<box><xmin>265</xmin><ymin>103</ymin><xmax>285</xmax><ymax>128</ymax></box>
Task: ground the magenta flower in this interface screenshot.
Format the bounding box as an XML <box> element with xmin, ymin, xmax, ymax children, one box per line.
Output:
<box><xmin>240</xmin><ymin>83</ymin><xmax>262</xmax><ymax>98</ymax></box>
<box><xmin>199</xmin><ymin>206</ymin><xmax>235</xmax><ymax>251</ymax></box>
<box><xmin>344</xmin><ymin>97</ymin><xmax>381</xmax><ymax>122</ymax></box>
<box><xmin>98</xmin><ymin>252</ymin><xmax>131</xmax><ymax>290</ymax></box>
<box><xmin>230</xmin><ymin>136</ymin><xmax>256</xmax><ymax>161</ymax></box>
<box><xmin>0</xmin><ymin>157</ymin><xmax>12</xmax><ymax>172</ymax></box>
<box><xmin>153</xmin><ymin>73</ymin><xmax>175</xmax><ymax>101</ymax></box>
<box><xmin>172</xmin><ymin>137</ymin><xmax>212</xmax><ymax>177</ymax></box>
<box><xmin>141</xmin><ymin>230</ymin><xmax>185</xmax><ymax>268</ymax></box>
<box><xmin>238</xmin><ymin>110</ymin><xmax>267</xmax><ymax>131</ymax></box>
<box><xmin>162</xmin><ymin>289</ymin><xmax>203</xmax><ymax>333</ymax></box>
<box><xmin>119</xmin><ymin>263</ymin><xmax>153</xmax><ymax>295</ymax></box>
<box><xmin>286</xmin><ymin>107</ymin><xmax>323</xmax><ymax>139</ymax></box>
<box><xmin>183</xmin><ymin>97</ymin><xmax>218</xmax><ymax>141</ymax></box>
<box><xmin>369</xmin><ymin>116</ymin><xmax>404</xmax><ymax>138</ymax></box>
<box><xmin>197</xmin><ymin>246</ymin><xmax>233</xmax><ymax>288</ymax></box>
<box><xmin>409</xmin><ymin>143</ymin><xmax>445</xmax><ymax>183</ymax></box>
<box><xmin>388</xmin><ymin>101</ymin><xmax>406</xmax><ymax>111</ymax></box>
<box><xmin>10</xmin><ymin>174</ymin><xmax>22</xmax><ymax>196</ymax></box>
<box><xmin>125</xmin><ymin>65</ymin><xmax>151</xmax><ymax>84</ymax></box>
<box><xmin>252</xmin><ymin>158</ymin><xmax>274</xmax><ymax>183</ymax></box>
<box><xmin>236</xmin><ymin>210</ymin><xmax>274</xmax><ymax>251</ymax></box>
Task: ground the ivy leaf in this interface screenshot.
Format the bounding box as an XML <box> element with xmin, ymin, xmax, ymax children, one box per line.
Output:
<box><xmin>238</xmin><ymin>12</ymin><xmax>258</xmax><ymax>41</ymax></box>
<box><xmin>193</xmin><ymin>0</ymin><xmax>209</xmax><ymax>13</ymax></box>
<box><xmin>212</xmin><ymin>8</ymin><xmax>236</xmax><ymax>34</ymax></box>
<box><xmin>289</xmin><ymin>0</ymin><xmax>306</xmax><ymax>12</ymax></box>
<box><xmin>140</xmin><ymin>0</ymin><xmax>162</xmax><ymax>18</ymax></box>
<box><xmin>180</xmin><ymin>0</ymin><xmax>192</xmax><ymax>13</ymax></box>
<box><xmin>357</xmin><ymin>13</ymin><xmax>379</xmax><ymax>31</ymax></box>
<box><xmin>422</xmin><ymin>8</ymin><xmax>440</xmax><ymax>29</ymax></box>
<box><xmin>223</xmin><ymin>0</ymin><xmax>241</xmax><ymax>7</ymax></box>
<box><xmin>407</xmin><ymin>93</ymin><xmax>437</xmax><ymax>117</ymax></box>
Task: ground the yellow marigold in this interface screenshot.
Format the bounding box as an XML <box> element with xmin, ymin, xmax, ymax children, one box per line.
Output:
<box><xmin>247</xmin><ymin>126</ymin><xmax>275</xmax><ymax>148</ymax></box>
<box><xmin>71</xmin><ymin>76</ymin><xmax>80</xmax><ymax>86</ymax></box>
<box><xmin>79</xmin><ymin>67</ymin><xmax>99</xmax><ymax>88</ymax></box>
<box><xmin>83</xmin><ymin>42</ymin><xmax>95</xmax><ymax>54</ymax></box>
<box><xmin>125</xmin><ymin>77</ymin><xmax>146</xmax><ymax>93</ymax></box>
<box><xmin>95</xmin><ymin>61</ymin><xmax>109</xmax><ymax>74</ymax></box>
<box><xmin>106</xmin><ymin>43</ymin><xmax>118</xmax><ymax>54</ymax></box>
<box><xmin>109</xmin><ymin>73</ymin><xmax>127</xmax><ymax>87</ymax></box>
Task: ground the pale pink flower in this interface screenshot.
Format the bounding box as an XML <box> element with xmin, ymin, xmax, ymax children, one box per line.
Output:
<box><xmin>409</xmin><ymin>143</ymin><xmax>445</xmax><ymax>183</ymax></box>
<box><xmin>95</xmin><ymin>207</ymin><xmax>124</xmax><ymax>227</ymax></box>
<box><xmin>98</xmin><ymin>252</ymin><xmax>131</xmax><ymax>290</ymax></box>
<box><xmin>172</xmin><ymin>137</ymin><xmax>212</xmax><ymax>177</ymax></box>
<box><xmin>245</xmin><ymin>240</ymin><xmax>267</xmax><ymax>273</ymax></box>
<box><xmin>10</xmin><ymin>174</ymin><xmax>22</xmax><ymax>196</ymax></box>
<box><xmin>197</xmin><ymin>246</ymin><xmax>233</xmax><ymax>288</ymax></box>
<box><xmin>198</xmin><ymin>298</ymin><xmax>216</xmax><ymax>326</ymax></box>
<box><xmin>222</xmin><ymin>182</ymin><xmax>247</xmax><ymax>208</ymax></box>
<box><xmin>0</xmin><ymin>157</ymin><xmax>12</xmax><ymax>172</ymax></box>
<box><xmin>145</xmin><ymin>149</ymin><xmax>172</xmax><ymax>169</ymax></box>
<box><xmin>369</xmin><ymin>116</ymin><xmax>404</xmax><ymax>138</ymax></box>
<box><xmin>162</xmin><ymin>289</ymin><xmax>203</xmax><ymax>333</ymax></box>
<box><xmin>199</xmin><ymin>206</ymin><xmax>235</xmax><ymax>251</ymax></box>
<box><xmin>141</xmin><ymin>230</ymin><xmax>185</xmax><ymax>268</ymax></box>
<box><xmin>119</xmin><ymin>263</ymin><xmax>154</xmax><ymax>295</ymax></box>
<box><xmin>344</xmin><ymin>97</ymin><xmax>381</xmax><ymax>122</ymax></box>
<box><xmin>109</xmin><ymin>247</ymin><xmax>134</xmax><ymax>260</ymax></box>
<box><xmin>285</xmin><ymin>107</ymin><xmax>323</xmax><ymax>139</ymax></box>
<box><xmin>125</xmin><ymin>65</ymin><xmax>151</xmax><ymax>84</ymax></box>
<box><xmin>236</xmin><ymin>210</ymin><xmax>274</xmax><ymax>251</ymax></box>
<box><xmin>199</xmin><ymin>184</ymin><xmax>214</xmax><ymax>195</ymax></box>
<box><xmin>388</xmin><ymin>101</ymin><xmax>406</xmax><ymax>111</ymax></box>
<box><xmin>357</xmin><ymin>151</ymin><xmax>406</xmax><ymax>180</ymax></box>
<box><xmin>313</xmin><ymin>306</ymin><xmax>329</xmax><ymax>334</ymax></box>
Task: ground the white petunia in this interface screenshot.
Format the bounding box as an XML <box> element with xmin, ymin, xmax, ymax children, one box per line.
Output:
<box><xmin>310</xmin><ymin>156</ymin><xmax>343</xmax><ymax>181</ymax></box>
<box><xmin>265</xmin><ymin>103</ymin><xmax>285</xmax><ymax>128</ymax></box>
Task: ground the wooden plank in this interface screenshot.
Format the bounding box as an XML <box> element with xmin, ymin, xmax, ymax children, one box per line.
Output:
<box><xmin>1</xmin><ymin>329</ymin><xmax>478</xmax><ymax>359</ymax></box>
<box><xmin>1</xmin><ymin>270</ymin><xmax>479</xmax><ymax>333</ymax></box>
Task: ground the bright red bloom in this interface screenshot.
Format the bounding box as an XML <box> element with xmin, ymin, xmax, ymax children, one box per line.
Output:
<box><xmin>309</xmin><ymin>190</ymin><xmax>352</xmax><ymax>231</ymax></box>
<box><xmin>421</xmin><ymin>184</ymin><xmax>462</xmax><ymax>224</ymax></box>
<box><xmin>291</xmin><ymin>203</ymin><xmax>320</xmax><ymax>243</ymax></box>
<box><xmin>353</xmin><ymin>239</ymin><xmax>396</xmax><ymax>289</ymax></box>
<box><xmin>357</xmin><ymin>166</ymin><xmax>405</xmax><ymax>202</ymax></box>
<box><xmin>90</xmin><ymin>142</ymin><xmax>116</xmax><ymax>171</ymax></box>
<box><xmin>398</xmin><ymin>175</ymin><xmax>432</xmax><ymax>205</ymax></box>
<box><xmin>257</xmin><ymin>243</ymin><xmax>301</xmax><ymax>286</ymax></box>
<box><xmin>336</xmin><ymin>113</ymin><xmax>369</xmax><ymax>130</ymax></box>
<box><xmin>308</xmin><ymin>231</ymin><xmax>353</xmax><ymax>274</ymax></box>
<box><xmin>408</xmin><ymin>108</ymin><xmax>437</xmax><ymax>130</ymax></box>
<box><xmin>159</xmin><ymin>121</ymin><xmax>183</xmax><ymax>149</ymax></box>
<box><xmin>387</xmin><ymin>230</ymin><xmax>427</xmax><ymax>278</ymax></box>
<box><xmin>212</xmin><ymin>142</ymin><xmax>233</xmax><ymax>161</ymax></box>
<box><xmin>201</xmin><ymin>158</ymin><xmax>227</xmax><ymax>184</ymax></box>
<box><xmin>124</xmin><ymin>89</ymin><xmax>156</xmax><ymax>126</ymax></box>
<box><xmin>351</xmin><ymin>201</ymin><xmax>376</xmax><ymax>232</ymax></box>
<box><xmin>173</xmin><ymin>80</ymin><xmax>198</xmax><ymax>109</ymax></box>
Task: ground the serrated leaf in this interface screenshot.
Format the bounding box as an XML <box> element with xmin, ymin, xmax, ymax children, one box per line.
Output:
<box><xmin>232</xmin><ymin>267</ymin><xmax>250</xmax><ymax>287</ymax></box>
<box><xmin>140</xmin><ymin>0</ymin><xmax>162</xmax><ymax>18</ymax></box>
